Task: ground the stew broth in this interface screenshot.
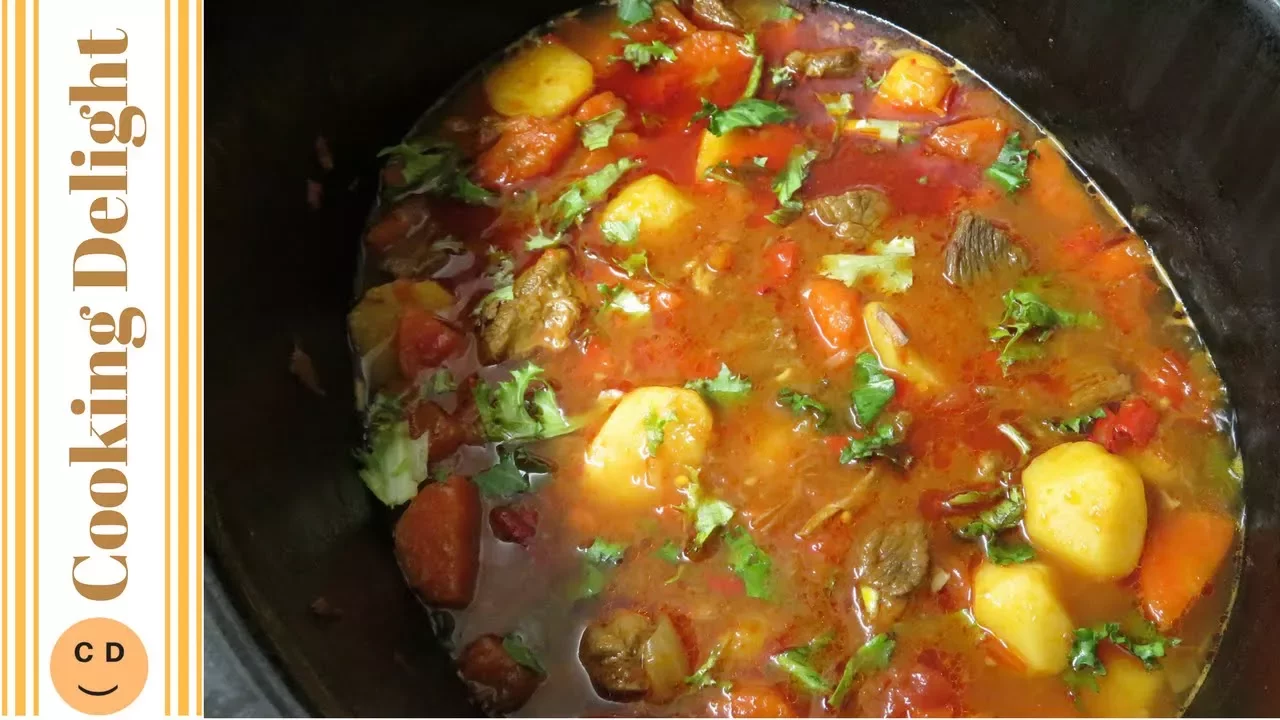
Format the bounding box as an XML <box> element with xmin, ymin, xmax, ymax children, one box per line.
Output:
<box><xmin>348</xmin><ymin>1</ymin><xmax>1242</xmax><ymax>716</ymax></box>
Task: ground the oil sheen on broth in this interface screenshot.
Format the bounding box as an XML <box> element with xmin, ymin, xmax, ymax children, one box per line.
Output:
<box><xmin>346</xmin><ymin>1</ymin><xmax>1243</xmax><ymax>716</ymax></box>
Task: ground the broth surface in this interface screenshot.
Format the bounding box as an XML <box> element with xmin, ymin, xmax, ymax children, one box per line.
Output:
<box><xmin>348</xmin><ymin>2</ymin><xmax>1242</xmax><ymax>716</ymax></box>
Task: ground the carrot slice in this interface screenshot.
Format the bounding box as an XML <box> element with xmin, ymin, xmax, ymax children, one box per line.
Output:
<box><xmin>1026</xmin><ymin>139</ymin><xmax>1097</xmax><ymax>231</ymax></box>
<box><xmin>801</xmin><ymin>278</ymin><xmax>863</xmax><ymax>354</ymax></box>
<box><xmin>926</xmin><ymin>117</ymin><xmax>1007</xmax><ymax>165</ymax></box>
<box><xmin>1137</xmin><ymin>509</ymin><xmax>1236</xmax><ymax>630</ymax></box>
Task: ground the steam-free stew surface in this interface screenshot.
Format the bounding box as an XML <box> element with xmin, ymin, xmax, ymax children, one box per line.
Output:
<box><xmin>348</xmin><ymin>1</ymin><xmax>1241</xmax><ymax>716</ymax></box>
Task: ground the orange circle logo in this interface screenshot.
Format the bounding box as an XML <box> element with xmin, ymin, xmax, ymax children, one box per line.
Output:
<box><xmin>50</xmin><ymin>618</ymin><xmax>148</xmax><ymax>715</ymax></box>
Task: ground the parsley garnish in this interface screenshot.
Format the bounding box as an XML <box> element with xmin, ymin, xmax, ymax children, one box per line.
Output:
<box><xmin>777</xmin><ymin>388</ymin><xmax>831</xmax><ymax>426</ymax></box>
<box><xmin>724</xmin><ymin>527</ymin><xmax>772</xmax><ymax>599</ymax></box>
<box><xmin>989</xmin><ymin>289</ymin><xmax>1099</xmax><ymax>372</ymax></box>
<box><xmin>644</xmin><ymin>408</ymin><xmax>678</xmax><ymax>456</ymax></box>
<box><xmin>1063</xmin><ymin>621</ymin><xmax>1178</xmax><ymax>694</ymax></box>
<box><xmin>473</xmin><ymin>363</ymin><xmax>577</xmax><ymax>442</ymax></box>
<box><xmin>684</xmin><ymin>363</ymin><xmax>753</xmax><ymax>401</ymax></box>
<box><xmin>547</xmin><ymin>157</ymin><xmax>639</xmax><ymax>233</ymax></box>
<box><xmin>377</xmin><ymin>140</ymin><xmax>495</xmax><ymax>205</ymax></box>
<box><xmin>954</xmin><ymin>485</ymin><xmax>1035</xmax><ymax>564</ymax></box>
<box><xmin>578</xmin><ymin>538</ymin><xmax>627</xmax><ymax>599</ymax></box>
<box><xmin>829</xmin><ymin>634</ymin><xmax>895</xmax><ymax>708</ymax></box>
<box><xmin>839</xmin><ymin>421</ymin><xmax>904</xmax><ymax>463</ymax></box>
<box><xmin>986</xmin><ymin>131</ymin><xmax>1031</xmax><ymax>194</ymax></box>
<box><xmin>473</xmin><ymin>446</ymin><xmax>550</xmax><ymax>498</ymax></box>
<box><xmin>851</xmin><ymin>352</ymin><xmax>896</xmax><ymax>426</ymax></box>
<box><xmin>766</xmin><ymin>147</ymin><xmax>817</xmax><ymax>225</ymax></box>
<box><xmin>617</xmin><ymin>0</ymin><xmax>653</xmax><ymax>25</ymax></box>
<box><xmin>1050</xmin><ymin>408</ymin><xmax>1107</xmax><ymax>434</ymax></box>
<box><xmin>692</xmin><ymin>97</ymin><xmax>794</xmax><ymax>136</ymax></box>
<box><xmin>601</xmin><ymin>217</ymin><xmax>640</xmax><ymax>245</ymax></box>
<box><xmin>502</xmin><ymin>632</ymin><xmax>546</xmax><ymax>675</ymax></box>
<box><xmin>686</xmin><ymin>641</ymin><xmax>727</xmax><ymax>689</ymax></box>
<box><xmin>618</xmin><ymin>40</ymin><xmax>676</xmax><ymax>69</ymax></box>
<box><xmin>598</xmin><ymin>283</ymin><xmax>651</xmax><ymax>315</ymax></box>
<box><xmin>655</xmin><ymin>539</ymin><xmax>684</xmax><ymax>564</ymax></box>
<box><xmin>772</xmin><ymin>633</ymin><xmax>835</xmax><ymax>694</ymax></box>
<box><xmin>684</xmin><ymin>480</ymin><xmax>736</xmax><ymax>550</ymax></box>
<box><xmin>580</xmin><ymin>109</ymin><xmax>626</xmax><ymax>150</ymax></box>
<box><xmin>617</xmin><ymin>250</ymin><xmax>656</xmax><ymax>280</ymax></box>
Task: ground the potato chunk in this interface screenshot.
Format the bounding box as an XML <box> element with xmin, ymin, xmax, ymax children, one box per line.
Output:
<box><xmin>876</xmin><ymin>51</ymin><xmax>952</xmax><ymax>112</ymax></box>
<box><xmin>972</xmin><ymin>562</ymin><xmax>1073</xmax><ymax>676</ymax></box>
<box><xmin>1022</xmin><ymin>441</ymin><xmax>1148</xmax><ymax>580</ymax></box>
<box><xmin>1081</xmin><ymin>648</ymin><xmax>1167</xmax><ymax>717</ymax></box>
<box><xmin>598</xmin><ymin>175</ymin><xmax>695</xmax><ymax>243</ymax></box>
<box><xmin>484</xmin><ymin>43</ymin><xmax>595</xmax><ymax>118</ymax></box>
<box><xmin>864</xmin><ymin>302</ymin><xmax>940</xmax><ymax>390</ymax></box>
<box><xmin>583</xmin><ymin>387</ymin><xmax>712</xmax><ymax>509</ymax></box>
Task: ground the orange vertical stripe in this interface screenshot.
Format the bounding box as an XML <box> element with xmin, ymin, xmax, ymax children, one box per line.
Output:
<box><xmin>30</xmin><ymin>0</ymin><xmax>40</xmax><ymax>710</ymax></box>
<box><xmin>164</xmin><ymin>0</ymin><xmax>173</xmax><ymax>712</ymax></box>
<box><xmin>195</xmin><ymin>0</ymin><xmax>205</xmax><ymax>710</ymax></box>
<box><xmin>14</xmin><ymin>0</ymin><xmax>28</xmax><ymax>711</ymax></box>
<box><xmin>2</xmin><ymin>0</ymin><xmax>10</xmax><ymax>711</ymax></box>
<box><xmin>177</xmin><ymin>0</ymin><xmax>191</xmax><ymax>712</ymax></box>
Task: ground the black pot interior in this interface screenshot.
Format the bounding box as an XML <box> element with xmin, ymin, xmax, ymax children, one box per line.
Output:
<box><xmin>206</xmin><ymin>0</ymin><xmax>1280</xmax><ymax>715</ymax></box>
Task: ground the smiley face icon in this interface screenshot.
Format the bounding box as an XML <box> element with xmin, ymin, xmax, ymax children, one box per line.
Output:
<box><xmin>50</xmin><ymin>618</ymin><xmax>148</xmax><ymax>714</ymax></box>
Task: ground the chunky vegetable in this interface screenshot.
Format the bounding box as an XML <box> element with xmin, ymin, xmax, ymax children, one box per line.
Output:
<box><xmin>599</xmin><ymin>174</ymin><xmax>694</xmax><ymax>241</ymax></box>
<box><xmin>876</xmin><ymin>51</ymin><xmax>952</xmax><ymax>111</ymax></box>
<box><xmin>1137</xmin><ymin>509</ymin><xmax>1236</xmax><ymax>630</ymax></box>
<box><xmin>972</xmin><ymin>562</ymin><xmax>1073</xmax><ymax>676</ymax></box>
<box><xmin>485</xmin><ymin>43</ymin><xmax>595</xmax><ymax>117</ymax></box>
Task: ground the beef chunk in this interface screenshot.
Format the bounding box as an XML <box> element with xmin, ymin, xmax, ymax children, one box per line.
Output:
<box><xmin>1062</xmin><ymin>357</ymin><xmax>1132</xmax><ymax>414</ymax></box>
<box><xmin>366</xmin><ymin>195</ymin><xmax>451</xmax><ymax>279</ymax></box>
<box><xmin>394</xmin><ymin>476</ymin><xmax>481</xmax><ymax>608</ymax></box>
<box><xmin>943</xmin><ymin>210</ymin><xmax>1028</xmax><ymax>286</ymax></box>
<box><xmin>809</xmin><ymin>188</ymin><xmax>891</xmax><ymax>246</ymax></box>
<box><xmin>855</xmin><ymin>520</ymin><xmax>929</xmax><ymax>597</ymax></box>
<box><xmin>458</xmin><ymin>634</ymin><xmax>543</xmax><ymax>714</ymax></box>
<box><xmin>480</xmin><ymin>248</ymin><xmax>583</xmax><ymax>361</ymax></box>
<box><xmin>784</xmin><ymin>48</ymin><xmax>861</xmax><ymax>79</ymax></box>
<box><xmin>579</xmin><ymin>610</ymin><xmax>655</xmax><ymax>701</ymax></box>
<box><xmin>685</xmin><ymin>0</ymin><xmax>744</xmax><ymax>31</ymax></box>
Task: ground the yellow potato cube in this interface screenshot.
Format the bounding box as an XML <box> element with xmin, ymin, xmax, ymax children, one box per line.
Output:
<box><xmin>695</xmin><ymin>130</ymin><xmax>733</xmax><ymax>179</ymax></box>
<box><xmin>583</xmin><ymin>387</ymin><xmax>713</xmax><ymax>509</ymax></box>
<box><xmin>864</xmin><ymin>302</ymin><xmax>941</xmax><ymax>391</ymax></box>
<box><xmin>877</xmin><ymin>51</ymin><xmax>952</xmax><ymax>112</ymax></box>
<box><xmin>484</xmin><ymin>43</ymin><xmax>595</xmax><ymax>118</ymax></box>
<box><xmin>598</xmin><ymin>175</ymin><xmax>695</xmax><ymax>243</ymax></box>
<box><xmin>1022</xmin><ymin>441</ymin><xmax>1148</xmax><ymax>580</ymax></box>
<box><xmin>1082</xmin><ymin>650</ymin><xmax>1167</xmax><ymax>717</ymax></box>
<box><xmin>972</xmin><ymin>562</ymin><xmax>1073</xmax><ymax>676</ymax></box>
<box><xmin>348</xmin><ymin>280</ymin><xmax>454</xmax><ymax>388</ymax></box>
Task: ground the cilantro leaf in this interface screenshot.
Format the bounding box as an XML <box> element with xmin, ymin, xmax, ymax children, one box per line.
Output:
<box><xmin>766</xmin><ymin>147</ymin><xmax>817</xmax><ymax>225</ymax></box>
<box><xmin>740</xmin><ymin>34</ymin><xmax>764</xmax><ymax>99</ymax></box>
<box><xmin>585</xmin><ymin>537</ymin><xmax>627</xmax><ymax>564</ymax></box>
<box><xmin>601</xmin><ymin>217</ymin><xmax>640</xmax><ymax>245</ymax></box>
<box><xmin>356</xmin><ymin>394</ymin><xmax>428</xmax><ymax>506</ymax></box>
<box><xmin>685</xmin><ymin>363</ymin><xmax>753</xmax><ymax>401</ymax></box>
<box><xmin>986</xmin><ymin>540</ymin><xmax>1036</xmax><ymax>565</ymax></box>
<box><xmin>502</xmin><ymin>632</ymin><xmax>546</xmax><ymax>675</ymax></box>
<box><xmin>581</xmin><ymin>109</ymin><xmax>627</xmax><ymax>150</ymax></box>
<box><xmin>547</xmin><ymin>158</ymin><xmax>638</xmax><ymax>232</ymax></box>
<box><xmin>1063</xmin><ymin>619</ymin><xmax>1180</xmax><ymax>695</ymax></box>
<box><xmin>771</xmin><ymin>65</ymin><xmax>797</xmax><ymax>88</ymax></box>
<box><xmin>958</xmin><ymin>486</ymin><xmax>1026</xmax><ymax>539</ymax></box>
<box><xmin>943</xmin><ymin>488</ymin><xmax>1006</xmax><ymax>508</ymax></box>
<box><xmin>598</xmin><ymin>283</ymin><xmax>651</xmax><ymax>315</ymax></box>
<box><xmin>819</xmin><ymin>236</ymin><xmax>916</xmax><ymax>294</ymax></box>
<box><xmin>839</xmin><ymin>421</ymin><xmax>904</xmax><ymax>464</ymax></box>
<box><xmin>693</xmin><ymin>97</ymin><xmax>794</xmax><ymax>136</ymax></box>
<box><xmin>989</xmin><ymin>289</ymin><xmax>1099</xmax><ymax>372</ymax></box>
<box><xmin>617</xmin><ymin>250</ymin><xmax>656</xmax><ymax>280</ymax></box>
<box><xmin>686</xmin><ymin>641</ymin><xmax>727</xmax><ymax>689</ymax></box>
<box><xmin>725</xmin><ymin>527</ymin><xmax>772</xmax><ymax>599</ymax></box>
<box><xmin>578</xmin><ymin>538</ymin><xmax>628</xmax><ymax>599</ymax></box>
<box><xmin>772</xmin><ymin>636</ymin><xmax>833</xmax><ymax>694</ymax></box>
<box><xmin>773</xmin><ymin>2</ymin><xmax>798</xmax><ymax>20</ymax></box>
<box><xmin>1128</xmin><ymin>622</ymin><xmax>1181</xmax><ymax>669</ymax></box>
<box><xmin>644</xmin><ymin>409</ymin><xmax>678</xmax><ymax>456</ymax></box>
<box><xmin>1050</xmin><ymin>408</ymin><xmax>1107</xmax><ymax>434</ymax></box>
<box><xmin>655</xmin><ymin>540</ymin><xmax>684</xmax><ymax>564</ymax></box>
<box><xmin>694</xmin><ymin>499</ymin><xmax>736</xmax><ymax>550</ymax></box>
<box><xmin>473</xmin><ymin>363</ymin><xmax>577</xmax><ymax>442</ymax></box>
<box><xmin>378</xmin><ymin>140</ymin><xmax>493</xmax><ymax>205</ymax></box>
<box><xmin>525</xmin><ymin>232</ymin><xmax>563</xmax><ymax>250</ymax></box>
<box><xmin>829</xmin><ymin>634</ymin><xmax>896</xmax><ymax>708</ymax></box>
<box><xmin>777</xmin><ymin>388</ymin><xmax>831</xmax><ymax>425</ymax></box>
<box><xmin>986</xmin><ymin>131</ymin><xmax>1031</xmax><ymax>194</ymax></box>
<box><xmin>454</xmin><ymin>174</ymin><xmax>497</xmax><ymax>205</ymax></box>
<box><xmin>619</xmin><ymin>40</ymin><xmax>676</xmax><ymax>69</ymax></box>
<box><xmin>851</xmin><ymin>352</ymin><xmax>896</xmax><ymax>426</ymax></box>
<box><xmin>617</xmin><ymin>0</ymin><xmax>653</xmax><ymax>25</ymax></box>
<box><xmin>473</xmin><ymin>449</ymin><xmax>531</xmax><ymax>498</ymax></box>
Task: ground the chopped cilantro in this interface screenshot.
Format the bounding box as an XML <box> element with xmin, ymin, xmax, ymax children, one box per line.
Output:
<box><xmin>686</xmin><ymin>640</ymin><xmax>727</xmax><ymax>689</ymax></box>
<box><xmin>598</xmin><ymin>283</ymin><xmax>651</xmax><ymax>315</ymax></box>
<box><xmin>989</xmin><ymin>289</ymin><xmax>1099</xmax><ymax>372</ymax></box>
<box><xmin>766</xmin><ymin>147</ymin><xmax>817</xmax><ymax>225</ymax></box>
<box><xmin>740</xmin><ymin>34</ymin><xmax>764</xmax><ymax>98</ymax></box>
<box><xmin>1050</xmin><ymin>408</ymin><xmax>1107</xmax><ymax>434</ymax></box>
<box><xmin>777</xmin><ymin>388</ymin><xmax>831</xmax><ymax>426</ymax></box>
<box><xmin>987</xmin><ymin>540</ymin><xmax>1036</xmax><ymax>565</ymax></box>
<box><xmin>851</xmin><ymin>352</ymin><xmax>896</xmax><ymax>426</ymax></box>
<box><xmin>693</xmin><ymin>98</ymin><xmax>794</xmax><ymax>136</ymax></box>
<box><xmin>725</xmin><ymin>527</ymin><xmax>772</xmax><ymax>600</ymax></box>
<box><xmin>958</xmin><ymin>486</ymin><xmax>1026</xmax><ymax>539</ymax></box>
<box><xmin>378</xmin><ymin>139</ymin><xmax>493</xmax><ymax>205</ymax></box>
<box><xmin>547</xmin><ymin>158</ymin><xmax>639</xmax><ymax>232</ymax></box>
<box><xmin>601</xmin><ymin>217</ymin><xmax>640</xmax><ymax>245</ymax></box>
<box><xmin>839</xmin><ymin>421</ymin><xmax>904</xmax><ymax>464</ymax></box>
<box><xmin>772</xmin><ymin>635</ymin><xmax>834</xmax><ymax>694</ymax></box>
<box><xmin>473</xmin><ymin>446</ymin><xmax>549</xmax><ymax>498</ymax></box>
<box><xmin>655</xmin><ymin>539</ymin><xmax>684</xmax><ymax>564</ymax></box>
<box><xmin>617</xmin><ymin>0</ymin><xmax>653</xmax><ymax>25</ymax></box>
<box><xmin>773</xmin><ymin>2</ymin><xmax>798</xmax><ymax>20</ymax></box>
<box><xmin>986</xmin><ymin>131</ymin><xmax>1032</xmax><ymax>193</ymax></box>
<box><xmin>685</xmin><ymin>363</ymin><xmax>753</xmax><ymax>401</ymax></box>
<box><xmin>580</xmin><ymin>109</ymin><xmax>627</xmax><ymax>150</ymax></box>
<box><xmin>502</xmin><ymin>632</ymin><xmax>546</xmax><ymax>675</ymax></box>
<box><xmin>618</xmin><ymin>40</ymin><xmax>676</xmax><ymax>69</ymax></box>
<box><xmin>819</xmin><ymin>236</ymin><xmax>916</xmax><ymax>294</ymax></box>
<box><xmin>473</xmin><ymin>363</ymin><xmax>577</xmax><ymax>442</ymax></box>
<box><xmin>525</xmin><ymin>232</ymin><xmax>563</xmax><ymax>250</ymax></box>
<box><xmin>617</xmin><ymin>250</ymin><xmax>655</xmax><ymax>280</ymax></box>
<box><xmin>578</xmin><ymin>538</ymin><xmax>627</xmax><ymax>599</ymax></box>
<box><xmin>644</xmin><ymin>408</ymin><xmax>678</xmax><ymax>456</ymax></box>
<box><xmin>829</xmin><ymin>634</ymin><xmax>896</xmax><ymax>708</ymax></box>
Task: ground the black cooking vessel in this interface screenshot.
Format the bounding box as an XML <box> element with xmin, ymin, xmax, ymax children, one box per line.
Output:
<box><xmin>205</xmin><ymin>0</ymin><xmax>1280</xmax><ymax>715</ymax></box>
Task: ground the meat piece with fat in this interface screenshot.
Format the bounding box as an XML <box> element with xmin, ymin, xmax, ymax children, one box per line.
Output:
<box><xmin>479</xmin><ymin>248</ymin><xmax>584</xmax><ymax>361</ymax></box>
<box><xmin>943</xmin><ymin>210</ymin><xmax>1028</xmax><ymax>286</ymax></box>
<box><xmin>784</xmin><ymin>47</ymin><xmax>861</xmax><ymax>79</ymax></box>
<box><xmin>855</xmin><ymin>520</ymin><xmax>929</xmax><ymax>597</ymax></box>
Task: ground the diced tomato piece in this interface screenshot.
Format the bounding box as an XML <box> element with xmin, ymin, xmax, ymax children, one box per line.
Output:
<box><xmin>394</xmin><ymin>476</ymin><xmax>481</xmax><ymax>608</ymax></box>
<box><xmin>925</xmin><ymin>117</ymin><xmax>1007</xmax><ymax>165</ymax></box>
<box><xmin>858</xmin><ymin>657</ymin><xmax>961</xmax><ymax>718</ymax></box>
<box><xmin>1059</xmin><ymin>223</ymin><xmax>1108</xmax><ymax>260</ymax></box>
<box><xmin>1090</xmin><ymin>396</ymin><xmax>1160</xmax><ymax>453</ymax></box>
<box><xmin>708</xmin><ymin>683</ymin><xmax>797</xmax><ymax>718</ymax></box>
<box><xmin>1138</xmin><ymin>509</ymin><xmax>1236</xmax><ymax>630</ymax></box>
<box><xmin>1140</xmin><ymin>350</ymin><xmax>1193</xmax><ymax>409</ymax></box>
<box><xmin>654</xmin><ymin>288</ymin><xmax>684</xmax><ymax>311</ymax></box>
<box><xmin>763</xmin><ymin>240</ymin><xmax>798</xmax><ymax>287</ymax></box>
<box><xmin>1027</xmin><ymin>139</ymin><xmax>1097</xmax><ymax>232</ymax></box>
<box><xmin>474</xmin><ymin>116</ymin><xmax>577</xmax><ymax>188</ymax></box>
<box><xmin>489</xmin><ymin>504</ymin><xmax>539</xmax><ymax>546</ymax></box>
<box><xmin>397</xmin><ymin>308</ymin><xmax>464</xmax><ymax>379</ymax></box>
<box><xmin>653</xmin><ymin>0</ymin><xmax>695</xmax><ymax>37</ymax></box>
<box><xmin>574</xmin><ymin>90</ymin><xmax>628</xmax><ymax>123</ymax></box>
<box><xmin>801</xmin><ymin>278</ymin><xmax>863</xmax><ymax>353</ymax></box>
<box><xmin>705</xmin><ymin>570</ymin><xmax>745</xmax><ymax>597</ymax></box>
<box><xmin>408</xmin><ymin>400</ymin><xmax>468</xmax><ymax>457</ymax></box>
